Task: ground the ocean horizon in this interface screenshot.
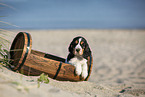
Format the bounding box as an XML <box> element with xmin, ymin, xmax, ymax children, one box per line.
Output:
<box><xmin>1</xmin><ymin>0</ymin><xmax>145</xmax><ymax>29</ymax></box>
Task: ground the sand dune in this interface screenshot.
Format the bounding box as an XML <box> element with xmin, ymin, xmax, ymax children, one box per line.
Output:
<box><xmin>0</xmin><ymin>29</ymin><xmax>145</xmax><ymax>97</ymax></box>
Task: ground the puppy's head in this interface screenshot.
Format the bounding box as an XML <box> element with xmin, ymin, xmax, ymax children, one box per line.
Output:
<box><xmin>69</xmin><ymin>36</ymin><xmax>91</xmax><ymax>57</ymax></box>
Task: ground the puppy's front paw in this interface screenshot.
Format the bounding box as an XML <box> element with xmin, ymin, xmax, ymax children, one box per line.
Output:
<box><xmin>81</xmin><ymin>71</ymin><xmax>88</xmax><ymax>79</ymax></box>
<box><xmin>81</xmin><ymin>62</ymin><xmax>88</xmax><ymax>79</ymax></box>
<box><xmin>75</xmin><ymin>64</ymin><xmax>82</xmax><ymax>76</ymax></box>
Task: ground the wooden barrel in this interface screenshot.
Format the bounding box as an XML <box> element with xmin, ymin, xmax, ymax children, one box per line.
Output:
<box><xmin>10</xmin><ymin>32</ymin><xmax>93</xmax><ymax>81</ymax></box>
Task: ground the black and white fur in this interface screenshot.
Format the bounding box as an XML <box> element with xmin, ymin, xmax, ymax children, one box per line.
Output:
<box><xmin>66</xmin><ymin>36</ymin><xmax>91</xmax><ymax>79</ymax></box>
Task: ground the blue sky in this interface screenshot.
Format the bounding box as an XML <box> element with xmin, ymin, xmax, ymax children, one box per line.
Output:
<box><xmin>1</xmin><ymin>0</ymin><xmax>145</xmax><ymax>29</ymax></box>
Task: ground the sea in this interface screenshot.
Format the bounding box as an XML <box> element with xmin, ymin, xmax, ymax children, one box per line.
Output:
<box><xmin>1</xmin><ymin>0</ymin><xmax>145</xmax><ymax>29</ymax></box>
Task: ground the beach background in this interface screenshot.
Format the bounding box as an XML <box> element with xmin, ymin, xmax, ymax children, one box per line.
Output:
<box><xmin>1</xmin><ymin>0</ymin><xmax>145</xmax><ymax>97</ymax></box>
<box><xmin>0</xmin><ymin>29</ymin><xmax>145</xmax><ymax>97</ymax></box>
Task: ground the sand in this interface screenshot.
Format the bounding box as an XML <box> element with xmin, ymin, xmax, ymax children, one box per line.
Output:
<box><xmin>0</xmin><ymin>29</ymin><xmax>145</xmax><ymax>97</ymax></box>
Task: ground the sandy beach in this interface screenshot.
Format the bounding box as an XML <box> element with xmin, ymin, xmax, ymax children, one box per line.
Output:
<box><xmin>0</xmin><ymin>29</ymin><xmax>145</xmax><ymax>97</ymax></box>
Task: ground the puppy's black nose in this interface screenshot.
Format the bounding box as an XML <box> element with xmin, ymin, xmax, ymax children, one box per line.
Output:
<box><xmin>76</xmin><ymin>48</ymin><xmax>80</xmax><ymax>52</ymax></box>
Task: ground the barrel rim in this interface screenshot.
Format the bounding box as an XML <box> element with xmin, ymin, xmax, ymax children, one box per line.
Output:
<box><xmin>10</xmin><ymin>32</ymin><xmax>32</xmax><ymax>71</ymax></box>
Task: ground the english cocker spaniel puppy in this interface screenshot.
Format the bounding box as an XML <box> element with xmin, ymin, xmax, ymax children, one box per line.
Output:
<box><xmin>66</xmin><ymin>36</ymin><xmax>91</xmax><ymax>79</ymax></box>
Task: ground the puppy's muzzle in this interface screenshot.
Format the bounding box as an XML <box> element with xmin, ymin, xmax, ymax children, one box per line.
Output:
<box><xmin>76</xmin><ymin>48</ymin><xmax>80</xmax><ymax>53</ymax></box>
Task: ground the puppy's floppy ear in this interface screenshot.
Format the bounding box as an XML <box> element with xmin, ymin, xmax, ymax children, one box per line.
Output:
<box><xmin>69</xmin><ymin>37</ymin><xmax>77</xmax><ymax>53</ymax></box>
<box><xmin>83</xmin><ymin>43</ymin><xmax>91</xmax><ymax>59</ymax></box>
<box><xmin>68</xmin><ymin>41</ymin><xmax>74</xmax><ymax>53</ymax></box>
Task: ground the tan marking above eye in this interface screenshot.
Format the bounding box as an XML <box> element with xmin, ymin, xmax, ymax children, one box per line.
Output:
<box><xmin>75</xmin><ymin>40</ymin><xmax>78</xmax><ymax>44</ymax></box>
<box><xmin>81</xmin><ymin>41</ymin><xmax>84</xmax><ymax>45</ymax></box>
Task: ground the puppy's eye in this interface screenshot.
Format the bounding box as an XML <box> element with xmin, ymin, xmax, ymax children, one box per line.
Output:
<box><xmin>75</xmin><ymin>40</ymin><xmax>78</xmax><ymax>44</ymax></box>
<box><xmin>81</xmin><ymin>41</ymin><xmax>85</xmax><ymax>48</ymax></box>
<box><xmin>81</xmin><ymin>41</ymin><xmax>84</xmax><ymax>45</ymax></box>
